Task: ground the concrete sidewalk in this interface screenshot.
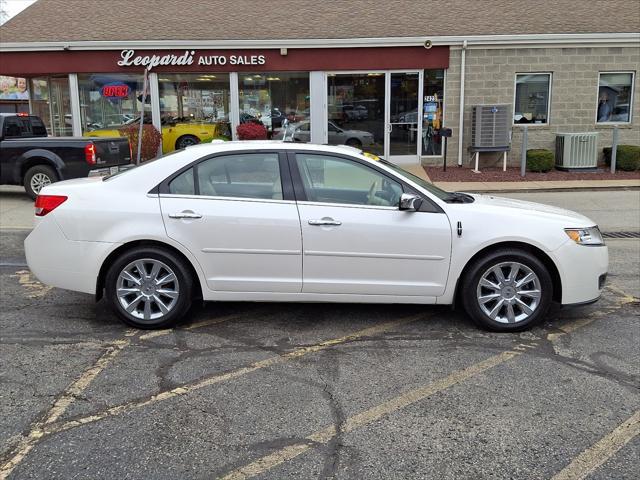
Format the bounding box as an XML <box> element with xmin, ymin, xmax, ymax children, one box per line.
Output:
<box><xmin>433</xmin><ymin>179</ymin><xmax>640</xmax><ymax>193</ymax></box>
<box><xmin>402</xmin><ymin>166</ymin><xmax>640</xmax><ymax>193</ymax></box>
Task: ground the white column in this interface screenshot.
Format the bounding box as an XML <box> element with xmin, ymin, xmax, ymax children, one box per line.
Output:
<box><xmin>68</xmin><ymin>73</ymin><xmax>82</xmax><ymax>137</ymax></box>
<box><xmin>148</xmin><ymin>72</ymin><xmax>162</xmax><ymax>154</ymax></box>
<box><xmin>229</xmin><ymin>72</ymin><xmax>240</xmax><ymax>141</ymax></box>
<box><xmin>457</xmin><ymin>41</ymin><xmax>468</xmax><ymax>166</ymax></box>
<box><xmin>309</xmin><ymin>71</ymin><xmax>326</xmax><ymax>144</ymax></box>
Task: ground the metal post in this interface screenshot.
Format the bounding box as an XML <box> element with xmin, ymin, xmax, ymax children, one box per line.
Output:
<box><xmin>520</xmin><ymin>125</ymin><xmax>528</xmax><ymax>177</ymax></box>
<box><xmin>136</xmin><ymin>69</ymin><xmax>148</xmax><ymax>166</ymax></box>
<box><xmin>443</xmin><ymin>136</ymin><xmax>448</xmax><ymax>171</ymax></box>
<box><xmin>610</xmin><ymin>126</ymin><xmax>619</xmax><ymax>174</ymax></box>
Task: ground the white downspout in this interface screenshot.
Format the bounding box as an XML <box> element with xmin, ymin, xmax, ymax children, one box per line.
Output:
<box><xmin>457</xmin><ymin>40</ymin><xmax>467</xmax><ymax>166</ymax></box>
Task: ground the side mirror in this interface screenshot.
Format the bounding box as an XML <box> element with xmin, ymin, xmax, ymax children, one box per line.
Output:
<box><xmin>399</xmin><ymin>193</ymin><xmax>423</xmax><ymax>211</ymax></box>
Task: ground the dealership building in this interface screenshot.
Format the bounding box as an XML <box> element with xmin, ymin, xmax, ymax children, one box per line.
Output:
<box><xmin>1</xmin><ymin>0</ymin><xmax>638</xmax><ymax>168</ymax></box>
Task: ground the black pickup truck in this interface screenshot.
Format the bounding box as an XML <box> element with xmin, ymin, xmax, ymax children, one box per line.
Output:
<box><xmin>0</xmin><ymin>113</ymin><xmax>132</xmax><ymax>199</ymax></box>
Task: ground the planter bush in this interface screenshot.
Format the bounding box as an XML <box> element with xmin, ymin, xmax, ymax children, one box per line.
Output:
<box><xmin>236</xmin><ymin>122</ymin><xmax>268</xmax><ymax>140</ymax></box>
<box><xmin>526</xmin><ymin>149</ymin><xmax>555</xmax><ymax>172</ymax></box>
<box><xmin>603</xmin><ymin>145</ymin><xmax>640</xmax><ymax>171</ymax></box>
<box><xmin>118</xmin><ymin>123</ymin><xmax>162</xmax><ymax>162</ymax></box>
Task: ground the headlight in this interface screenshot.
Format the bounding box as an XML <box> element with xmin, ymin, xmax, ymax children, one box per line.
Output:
<box><xmin>564</xmin><ymin>226</ymin><xmax>605</xmax><ymax>246</ymax></box>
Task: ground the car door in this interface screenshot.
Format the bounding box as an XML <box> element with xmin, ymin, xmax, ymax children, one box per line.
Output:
<box><xmin>290</xmin><ymin>152</ymin><xmax>451</xmax><ymax>297</ymax></box>
<box><xmin>159</xmin><ymin>151</ymin><xmax>302</xmax><ymax>293</ymax></box>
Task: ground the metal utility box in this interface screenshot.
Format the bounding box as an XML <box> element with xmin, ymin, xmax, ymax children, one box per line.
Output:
<box><xmin>471</xmin><ymin>104</ymin><xmax>511</xmax><ymax>149</ymax></box>
<box><xmin>555</xmin><ymin>132</ymin><xmax>598</xmax><ymax>169</ymax></box>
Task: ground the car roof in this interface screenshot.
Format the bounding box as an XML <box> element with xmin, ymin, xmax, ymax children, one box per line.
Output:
<box><xmin>184</xmin><ymin>140</ymin><xmax>364</xmax><ymax>156</ymax></box>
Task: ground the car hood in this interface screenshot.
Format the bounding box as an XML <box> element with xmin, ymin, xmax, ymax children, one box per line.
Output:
<box><xmin>465</xmin><ymin>193</ymin><xmax>595</xmax><ymax>226</ymax></box>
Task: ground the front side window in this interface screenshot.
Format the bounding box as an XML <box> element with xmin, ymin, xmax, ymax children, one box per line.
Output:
<box><xmin>198</xmin><ymin>153</ymin><xmax>282</xmax><ymax>200</ymax></box>
<box><xmin>597</xmin><ymin>72</ymin><xmax>634</xmax><ymax>123</ymax></box>
<box><xmin>514</xmin><ymin>73</ymin><xmax>551</xmax><ymax>124</ymax></box>
<box><xmin>296</xmin><ymin>154</ymin><xmax>403</xmax><ymax>207</ymax></box>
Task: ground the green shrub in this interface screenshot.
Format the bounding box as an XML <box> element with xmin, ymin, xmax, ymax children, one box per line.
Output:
<box><xmin>603</xmin><ymin>145</ymin><xmax>640</xmax><ymax>171</ymax></box>
<box><xmin>526</xmin><ymin>149</ymin><xmax>555</xmax><ymax>172</ymax></box>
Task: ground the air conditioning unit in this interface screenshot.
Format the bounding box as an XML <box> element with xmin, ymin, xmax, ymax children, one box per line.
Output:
<box><xmin>555</xmin><ymin>133</ymin><xmax>598</xmax><ymax>170</ymax></box>
<box><xmin>471</xmin><ymin>104</ymin><xmax>511</xmax><ymax>149</ymax></box>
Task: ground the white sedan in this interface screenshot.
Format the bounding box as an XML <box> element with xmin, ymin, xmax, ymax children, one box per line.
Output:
<box><xmin>25</xmin><ymin>142</ymin><xmax>608</xmax><ymax>332</ymax></box>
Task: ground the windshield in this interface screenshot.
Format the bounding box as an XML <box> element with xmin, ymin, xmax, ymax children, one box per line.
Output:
<box><xmin>379</xmin><ymin>159</ymin><xmax>450</xmax><ymax>200</ymax></box>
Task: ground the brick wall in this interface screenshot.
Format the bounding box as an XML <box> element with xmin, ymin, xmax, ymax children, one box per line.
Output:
<box><xmin>430</xmin><ymin>46</ymin><xmax>640</xmax><ymax>167</ymax></box>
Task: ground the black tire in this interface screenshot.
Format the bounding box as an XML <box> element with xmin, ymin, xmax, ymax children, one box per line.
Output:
<box><xmin>461</xmin><ymin>249</ymin><xmax>553</xmax><ymax>332</ymax></box>
<box><xmin>105</xmin><ymin>246</ymin><xmax>193</xmax><ymax>329</ymax></box>
<box><xmin>23</xmin><ymin>164</ymin><xmax>58</xmax><ymax>200</ymax></box>
<box><xmin>175</xmin><ymin>135</ymin><xmax>200</xmax><ymax>150</ymax></box>
<box><xmin>345</xmin><ymin>138</ymin><xmax>362</xmax><ymax>148</ymax></box>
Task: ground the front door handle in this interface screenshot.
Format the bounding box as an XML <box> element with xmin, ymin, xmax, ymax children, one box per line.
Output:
<box><xmin>308</xmin><ymin>219</ymin><xmax>342</xmax><ymax>226</ymax></box>
<box><xmin>169</xmin><ymin>211</ymin><xmax>203</xmax><ymax>219</ymax></box>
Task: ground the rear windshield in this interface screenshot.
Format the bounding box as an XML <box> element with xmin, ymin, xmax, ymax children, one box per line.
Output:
<box><xmin>102</xmin><ymin>148</ymin><xmax>185</xmax><ymax>181</ymax></box>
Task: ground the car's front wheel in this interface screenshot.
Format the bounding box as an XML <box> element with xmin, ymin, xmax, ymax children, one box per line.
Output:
<box><xmin>461</xmin><ymin>249</ymin><xmax>553</xmax><ymax>332</ymax></box>
<box><xmin>105</xmin><ymin>247</ymin><xmax>193</xmax><ymax>329</ymax></box>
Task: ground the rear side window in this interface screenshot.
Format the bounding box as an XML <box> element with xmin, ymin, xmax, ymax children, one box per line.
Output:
<box><xmin>165</xmin><ymin>153</ymin><xmax>283</xmax><ymax>201</ymax></box>
<box><xmin>3</xmin><ymin>117</ymin><xmax>29</xmax><ymax>138</ymax></box>
<box><xmin>197</xmin><ymin>153</ymin><xmax>282</xmax><ymax>200</ymax></box>
<box><xmin>31</xmin><ymin>117</ymin><xmax>48</xmax><ymax>136</ymax></box>
<box><xmin>169</xmin><ymin>168</ymin><xmax>195</xmax><ymax>195</ymax></box>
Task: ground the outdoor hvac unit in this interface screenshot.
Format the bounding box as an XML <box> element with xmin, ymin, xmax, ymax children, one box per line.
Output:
<box><xmin>471</xmin><ymin>104</ymin><xmax>511</xmax><ymax>148</ymax></box>
<box><xmin>555</xmin><ymin>132</ymin><xmax>598</xmax><ymax>169</ymax></box>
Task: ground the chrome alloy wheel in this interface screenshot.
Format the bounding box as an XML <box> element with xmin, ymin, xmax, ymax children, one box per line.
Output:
<box><xmin>116</xmin><ymin>259</ymin><xmax>180</xmax><ymax>322</ymax></box>
<box><xmin>30</xmin><ymin>173</ymin><xmax>52</xmax><ymax>194</ymax></box>
<box><xmin>476</xmin><ymin>262</ymin><xmax>542</xmax><ymax>324</ymax></box>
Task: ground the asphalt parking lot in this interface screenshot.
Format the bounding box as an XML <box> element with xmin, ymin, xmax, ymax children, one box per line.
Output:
<box><xmin>1</xmin><ymin>188</ymin><xmax>639</xmax><ymax>479</ymax></box>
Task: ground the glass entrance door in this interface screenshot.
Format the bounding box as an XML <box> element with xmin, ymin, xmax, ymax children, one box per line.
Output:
<box><xmin>325</xmin><ymin>71</ymin><xmax>421</xmax><ymax>163</ymax></box>
<box><xmin>386</xmin><ymin>72</ymin><xmax>421</xmax><ymax>164</ymax></box>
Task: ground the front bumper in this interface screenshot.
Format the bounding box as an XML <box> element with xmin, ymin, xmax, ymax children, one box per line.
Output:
<box><xmin>552</xmin><ymin>240</ymin><xmax>608</xmax><ymax>305</ymax></box>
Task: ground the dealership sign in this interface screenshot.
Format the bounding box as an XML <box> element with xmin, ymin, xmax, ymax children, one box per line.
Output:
<box><xmin>117</xmin><ymin>50</ymin><xmax>267</xmax><ymax>70</ymax></box>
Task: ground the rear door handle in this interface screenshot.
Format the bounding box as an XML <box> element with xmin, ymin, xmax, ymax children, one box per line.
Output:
<box><xmin>169</xmin><ymin>212</ymin><xmax>202</xmax><ymax>219</ymax></box>
<box><xmin>308</xmin><ymin>219</ymin><xmax>342</xmax><ymax>226</ymax></box>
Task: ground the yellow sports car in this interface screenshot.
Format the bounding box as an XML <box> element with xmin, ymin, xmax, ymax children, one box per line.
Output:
<box><xmin>86</xmin><ymin>117</ymin><xmax>220</xmax><ymax>154</ymax></box>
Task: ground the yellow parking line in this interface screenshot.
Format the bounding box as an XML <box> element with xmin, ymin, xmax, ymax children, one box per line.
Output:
<box><xmin>218</xmin><ymin>348</ymin><xmax>528</xmax><ymax>480</ymax></box>
<box><xmin>551</xmin><ymin>410</ymin><xmax>640</xmax><ymax>480</ymax></box>
<box><xmin>0</xmin><ymin>330</ymin><xmax>136</xmax><ymax>479</ymax></box>
<box><xmin>10</xmin><ymin>269</ymin><xmax>52</xmax><ymax>298</ymax></box>
<box><xmin>42</xmin><ymin>314</ymin><xmax>424</xmax><ymax>438</ymax></box>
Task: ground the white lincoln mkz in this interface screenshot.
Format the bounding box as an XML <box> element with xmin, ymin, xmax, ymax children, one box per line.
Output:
<box><xmin>25</xmin><ymin>142</ymin><xmax>608</xmax><ymax>332</ymax></box>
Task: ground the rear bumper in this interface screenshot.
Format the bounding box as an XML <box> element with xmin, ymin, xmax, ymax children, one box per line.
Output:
<box><xmin>25</xmin><ymin>215</ymin><xmax>118</xmax><ymax>295</ymax></box>
<box><xmin>551</xmin><ymin>240</ymin><xmax>608</xmax><ymax>305</ymax></box>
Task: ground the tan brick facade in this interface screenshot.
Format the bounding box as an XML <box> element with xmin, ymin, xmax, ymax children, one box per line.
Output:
<box><xmin>434</xmin><ymin>46</ymin><xmax>640</xmax><ymax>168</ymax></box>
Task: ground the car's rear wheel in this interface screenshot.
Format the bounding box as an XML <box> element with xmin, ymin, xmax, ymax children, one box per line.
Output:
<box><xmin>24</xmin><ymin>165</ymin><xmax>58</xmax><ymax>200</ymax></box>
<box><xmin>345</xmin><ymin>138</ymin><xmax>362</xmax><ymax>148</ymax></box>
<box><xmin>461</xmin><ymin>249</ymin><xmax>553</xmax><ymax>332</ymax></box>
<box><xmin>105</xmin><ymin>247</ymin><xmax>193</xmax><ymax>329</ymax></box>
<box><xmin>175</xmin><ymin>134</ymin><xmax>199</xmax><ymax>150</ymax></box>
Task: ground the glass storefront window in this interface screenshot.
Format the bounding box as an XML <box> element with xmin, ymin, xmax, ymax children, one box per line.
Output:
<box><xmin>238</xmin><ymin>72</ymin><xmax>310</xmax><ymax>140</ymax></box>
<box><xmin>422</xmin><ymin>69</ymin><xmax>445</xmax><ymax>156</ymax></box>
<box><xmin>514</xmin><ymin>73</ymin><xmax>551</xmax><ymax>124</ymax></box>
<box><xmin>159</xmin><ymin>73</ymin><xmax>231</xmax><ymax>147</ymax></box>
<box><xmin>30</xmin><ymin>78</ymin><xmax>51</xmax><ymax>134</ymax></box>
<box><xmin>327</xmin><ymin>73</ymin><xmax>383</xmax><ymax>155</ymax></box>
<box><xmin>78</xmin><ymin>73</ymin><xmax>148</xmax><ymax>134</ymax></box>
<box><xmin>597</xmin><ymin>72</ymin><xmax>634</xmax><ymax>123</ymax></box>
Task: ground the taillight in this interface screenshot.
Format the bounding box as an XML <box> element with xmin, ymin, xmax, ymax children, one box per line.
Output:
<box><xmin>84</xmin><ymin>143</ymin><xmax>97</xmax><ymax>165</ymax></box>
<box><xmin>128</xmin><ymin>140</ymin><xmax>133</xmax><ymax>161</ymax></box>
<box><xmin>35</xmin><ymin>195</ymin><xmax>68</xmax><ymax>217</ymax></box>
